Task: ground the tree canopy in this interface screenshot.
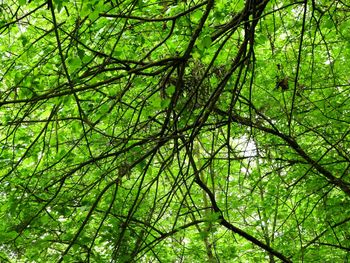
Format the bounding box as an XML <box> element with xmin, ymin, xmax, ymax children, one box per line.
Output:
<box><xmin>1</xmin><ymin>0</ymin><xmax>350</xmax><ymax>262</ymax></box>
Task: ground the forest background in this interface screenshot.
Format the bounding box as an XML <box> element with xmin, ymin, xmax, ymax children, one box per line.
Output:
<box><xmin>1</xmin><ymin>0</ymin><xmax>350</xmax><ymax>262</ymax></box>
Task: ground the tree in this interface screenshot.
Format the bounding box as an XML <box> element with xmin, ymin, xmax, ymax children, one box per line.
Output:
<box><xmin>0</xmin><ymin>0</ymin><xmax>350</xmax><ymax>262</ymax></box>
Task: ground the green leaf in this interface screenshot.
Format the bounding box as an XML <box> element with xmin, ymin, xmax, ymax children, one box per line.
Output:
<box><xmin>324</xmin><ymin>15</ymin><xmax>334</xmax><ymax>29</ymax></box>
<box><xmin>77</xmin><ymin>49</ymin><xmax>85</xmax><ymax>59</ymax></box>
<box><xmin>89</xmin><ymin>11</ymin><xmax>99</xmax><ymax>21</ymax></box>
<box><xmin>206</xmin><ymin>212</ymin><xmax>221</xmax><ymax>222</ymax></box>
<box><xmin>198</xmin><ymin>35</ymin><xmax>212</xmax><ymax>50</ymax></box>
<box><xmin>166</xmin><ymin>85</ymin><xmax>176</xmax><ymax>96</ymax></box>
<box><xmin>161</xmin><ymin>98</ymin><xmax>171</xmax><ymax>108</ymax></box>
<box><xmin>199</xmin><ymin>230</ymin><xmax>209</xmax><ymax>239</ymax></box>
<box><xmin>19</xmin><ymin>35</ymin><xmax>28</xmax><ymax>46</ymax></box>
<box><xmin>256</xmin><ymin>34</ymin><xmax>267</xmax><ymax>45</ymax></box>
<box><xmin>67</xmin><ymin>57</ymin><xmax>82</xmax><ymax>71</ymax></box>
<box><xmin>0</xmin><ymin>231</ymin><xmax>17</xmax><ymax>242</ymax></box>
<box><xmin>150</xmin><ymin>95</ymin><xmax>162</xmax><ymax>109</ymax></box>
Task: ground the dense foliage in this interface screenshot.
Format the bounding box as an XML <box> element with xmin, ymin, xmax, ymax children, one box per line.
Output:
<box><xmin>1</xmin><ymin>0</ymin><xmax>350</xmax><ymax>262</ymax></box>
